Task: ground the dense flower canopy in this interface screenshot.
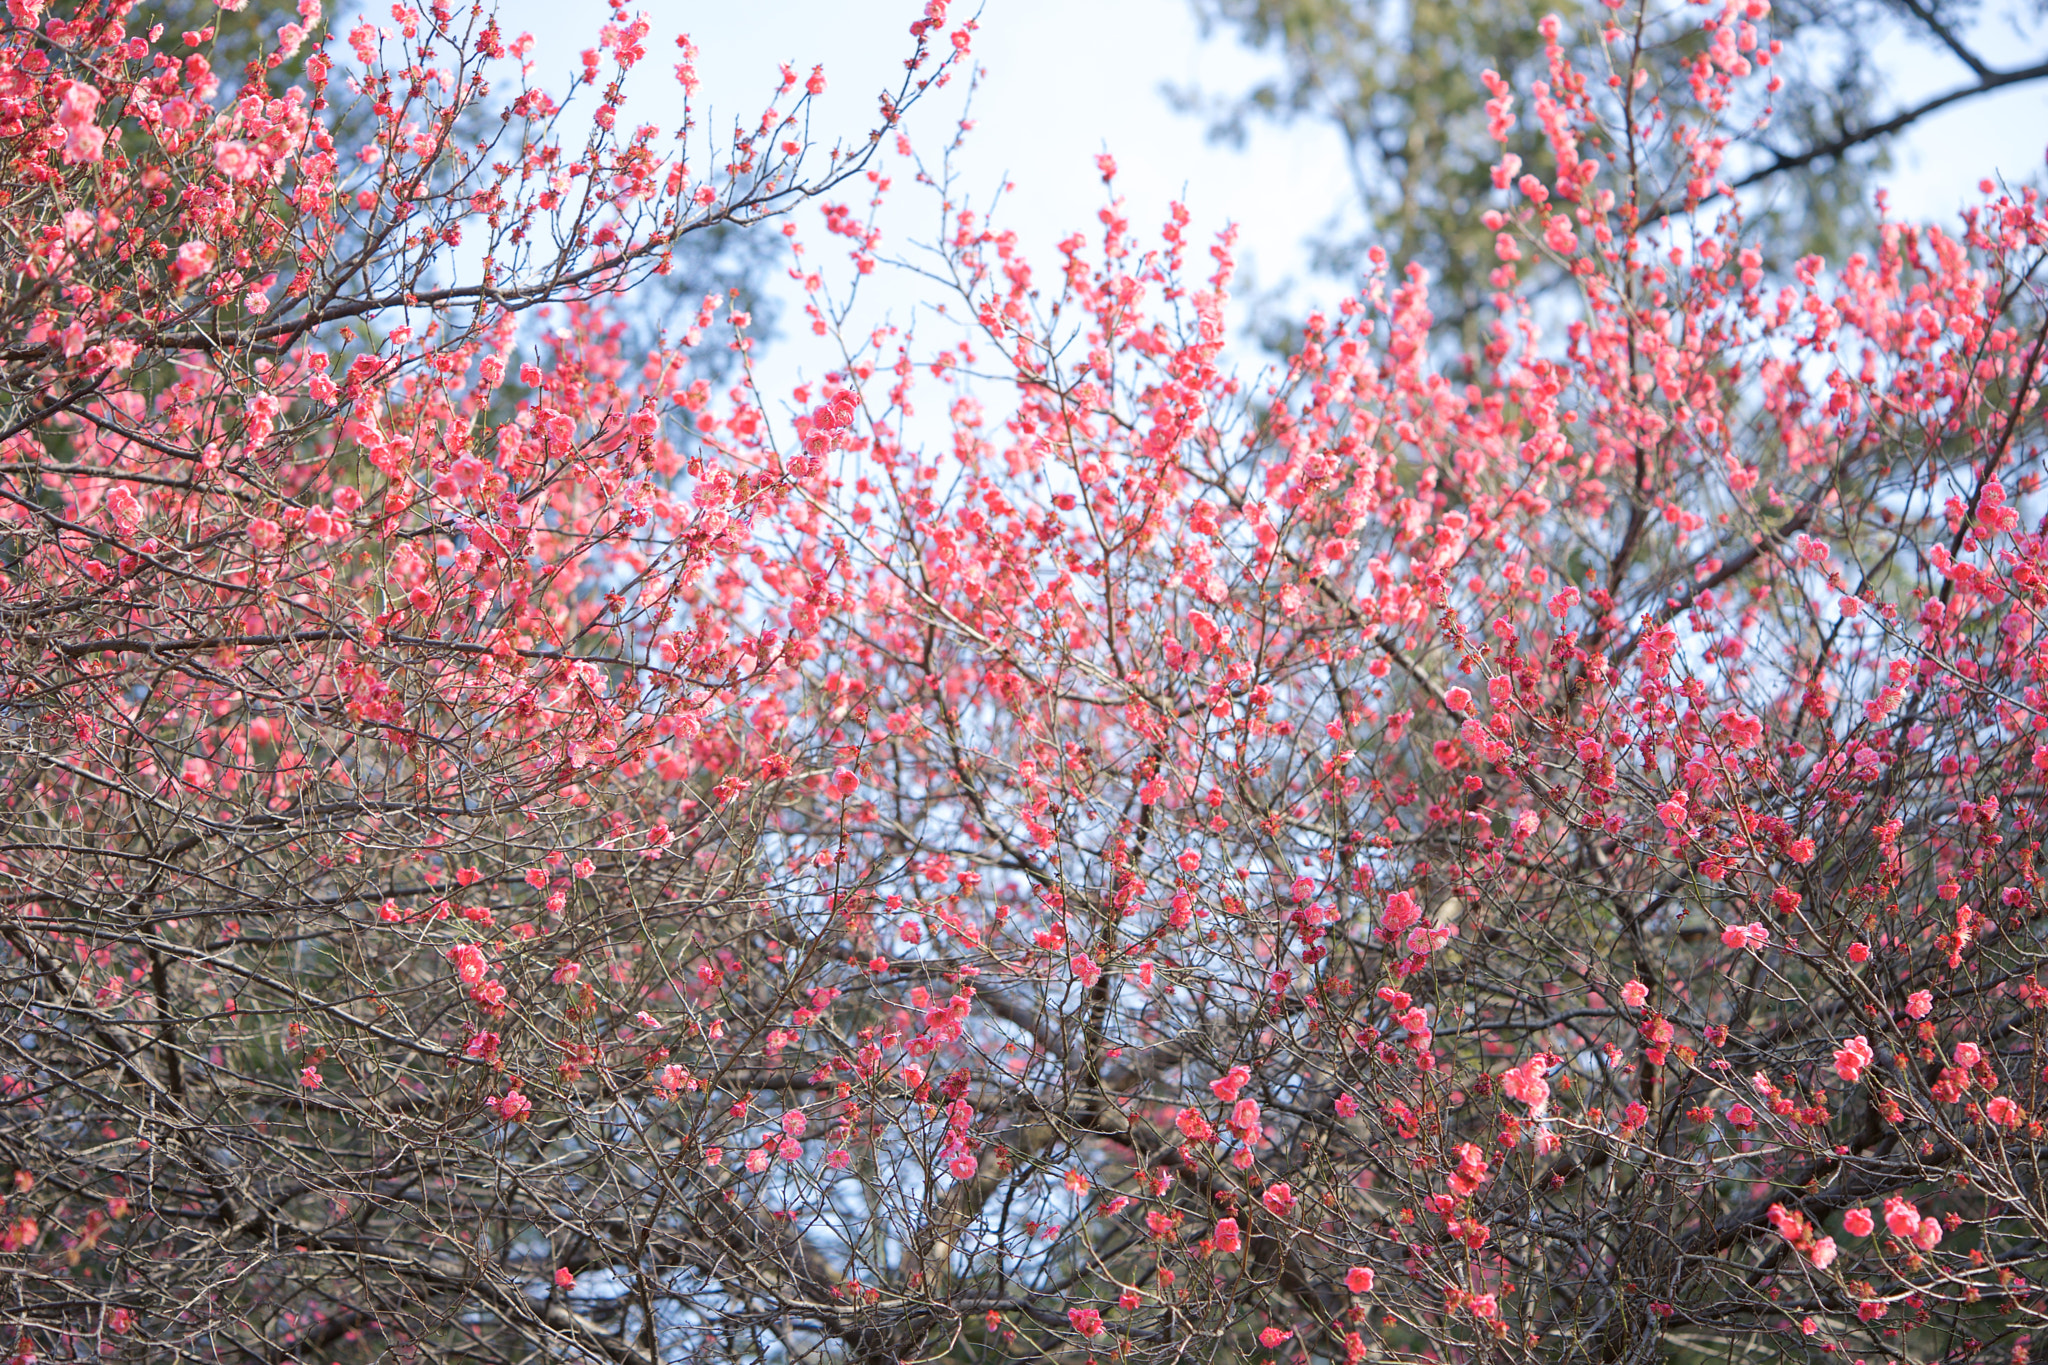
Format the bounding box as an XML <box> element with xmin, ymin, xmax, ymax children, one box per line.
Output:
<box><xmin>2</xmin><ymin>2</ymin><xmax>2047</xmax><ymax>1365</ymax></box>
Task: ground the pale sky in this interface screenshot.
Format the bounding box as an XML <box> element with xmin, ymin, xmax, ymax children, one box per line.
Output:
<box><xmin>492</xmin><ymin>0</ymin><xmax>2048</xmax><ymax>401</ymax></box>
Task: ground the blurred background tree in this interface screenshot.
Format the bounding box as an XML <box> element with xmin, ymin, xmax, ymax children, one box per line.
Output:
<box><xmin>1179</xmin><ymin>0</ymin><xmax>2048</xmax><ymax>341</ymax></box>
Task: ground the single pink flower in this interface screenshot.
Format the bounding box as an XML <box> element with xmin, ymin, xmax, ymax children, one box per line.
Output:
<box><xmin>172</xmin><ymin>240</ymin><xmax>218</xmax><ymax>286</ymax></box>
<box><xmin>487</xmin><ymin>1090</ymin><xmax>531</xmax><ymax>1123</ymax></box>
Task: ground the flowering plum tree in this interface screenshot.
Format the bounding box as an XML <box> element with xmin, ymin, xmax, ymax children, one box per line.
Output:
<box><xmin>0</xmin><ymin>0</ymin><xmax>967</xmax><ymax>1360</ymax></box>
<box><xmin>4</xmin><ymin>1</ymin><xmax>2048</xmax><ymax>1364</ymax></box>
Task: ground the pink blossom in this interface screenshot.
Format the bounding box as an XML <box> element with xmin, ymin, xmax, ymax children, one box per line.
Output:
<box><xmin>1229</xmin><ymin>1097</ymin><xmax>1263</xmax><ymax>1142</ymax></box>
<box><xmin>1382</xmin><ymin>889</ymin><xmax>1421</xmax><ymax>931</ymax></box>
<box><xmin>449</xmin><ymin>943</ymin><xmax>489</xmax><ymax>985</ymax></box>
<box><xmin>1500</xmin><ymin>1057</ymin><xmax>1552</xmax><ymax>1116</ymax></box>
<box><xmin>172</xmin><ymin>241</ymin><xmax>218</xmax><ymax>287</ymax></box>
<box><xmin>1346</xmin><ymin>1266</ymin><xmax>1375</xmax><ymax>1293</ymax></box>
<box><xmin>1988</xmin><ymin>1095</ymin><xmax>2026</xmax><ymax>1128</ymax></box>
<box><xmin>1620</xmin><ymin>980</ymin><xmax>1649</xmax><ymax>1008</ymax></box>
<box><xmin>1720</xmin><ymin>710</ymin><xmax>1764</xmax><ymax>748</ymax></box>
<box><xmin>1843</xmin><ymin>1208</ymin><xmax>1873</xmax><ymax>1236</ymax></box>
<box><xmin>1447</xmin><ymin>1141</ymin><xmax>1490</xmax><ymax>1195</ymax></box>
<box><xmin>1542</xmin><ymin>211</ymin><xmax>1577</xmax><ymax>254</ymax></box>
<box><xmin>1261</xmin><ymin>1183</ymin><xmax>1296</xmax><ymax>1217</ymax></box>
<box><xmin>1258</xmin><ymin>1327</ymin><xmax>1294</xmax><ymax>1348</ymax></box>
<box><xmin>1068</xmin><ymin>1307</ymin><xmax>1103</xmax><ymax>1337</ymax></box>
<box><xmin>1833</xmin><ymin>1035</ymin><xmax>1874</xmax><ymax>1083</ymax></box>
<box><xmin>487</xmin><ymin>1090</ymin><xmax>531</xmax><ymax>1123</ymax></box>
<box><xmin>1213</xmin><ymin>1217</ymin><xmax>1242</xmax><ymax>1253</ymax></box>
<box><xmin>54</xmin><ymin>80</ymin><xmax>105</xmax><ymax>163</ymax></box>
<box><xmin>1406</xmin><ymin>923</ymin><xmax>1456</xmax><ymax>955</ymax></box>
<box><xmin>554</xmin><ymin>1267</ymin><xmax>575</xmax><ymax>1289</ymax></box>
<box><xmin>1906</xmin><ymin>990</ymin><xmax>1934</xmax><ymax>1019</ymax></box>
<box><xmin>1210</xmin><ymin>1065</ymin><xmax>1251</xmax><ymax>1102</ymax></box>
<box><xmin>213</xmin><ymin>140</ymin><xmax>260</xmax><ymax>181</ymax></box>
<box><xmin>1720</xmin><ymin>921</ymin><xmax>1768</xmax><ymax>950</ymax></box>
